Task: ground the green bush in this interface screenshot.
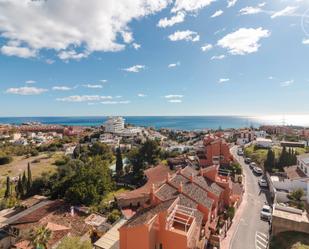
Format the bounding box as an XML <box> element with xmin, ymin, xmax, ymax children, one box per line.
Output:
<box><xmin>107</xmin><ymin>209</ymin><xmax>121</xmax><ymax>224</ymax></box>
<box><xmin>0</xmin><ymin>156</ymin><xmax>13</xmax><ymax>165</ymax></box>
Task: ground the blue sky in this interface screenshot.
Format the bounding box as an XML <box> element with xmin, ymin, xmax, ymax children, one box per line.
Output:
<box><xmin>0</xmin><ymin>0</ymin><xmax>309</xmax><ymax>116</ymax></box>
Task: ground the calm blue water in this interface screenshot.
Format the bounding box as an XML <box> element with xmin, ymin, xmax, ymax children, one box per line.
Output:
<box><xmin>0</xmin><ymin>116</ymin><xmax>304</xmax><ymax>130</ymax></box>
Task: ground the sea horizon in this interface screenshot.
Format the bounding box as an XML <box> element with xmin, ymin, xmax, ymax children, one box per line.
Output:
<box><xmin>1</xmin><ymin>115</ymin><xmax>309</xmax><ymax>130</ymax></box>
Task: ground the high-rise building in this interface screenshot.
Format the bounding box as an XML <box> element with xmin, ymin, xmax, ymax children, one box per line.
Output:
<box><xmin>104</xmin><ymin>116</ymin><xmax>125</xmax><ymax>133</ymax></box>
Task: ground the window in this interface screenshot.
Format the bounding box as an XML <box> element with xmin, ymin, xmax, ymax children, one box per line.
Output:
<box><xmin>160</xmin><ymin>243</ymin><xmax>163</xmax><ymax>249</ymax></box>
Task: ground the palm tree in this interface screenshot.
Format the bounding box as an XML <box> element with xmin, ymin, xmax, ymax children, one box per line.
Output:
<box><xmin>32</xmin><ymin>225</ymin><xmax>52</xmax><ymax>249</ymax></box>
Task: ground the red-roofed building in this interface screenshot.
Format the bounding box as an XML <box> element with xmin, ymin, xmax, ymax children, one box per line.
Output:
<box><xmin>118</xmin><ymin>165</ymin><xmax>243</xmax><ymax>249</ymax></box>
<box><xmin>197</xmin><ymin>135</ymin><xmax>234</xmax><ymax>168</ymax></box>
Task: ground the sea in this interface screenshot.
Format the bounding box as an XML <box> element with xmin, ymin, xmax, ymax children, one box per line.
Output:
<box><xmin>1</xmin><ymin>115</ymin><xmax>309</xmax><ymax>131</ymax></box>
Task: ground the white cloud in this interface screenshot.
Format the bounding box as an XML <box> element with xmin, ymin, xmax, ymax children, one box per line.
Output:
<box><xmin>168</xmin><ymin>62</ymin><xmax>180</xmax><ymax>68</ymax></box>
<box><xmin>6</xmin><ymin>86</ymin><xmax>47</xmax><ymax>95</ymax></box>
<box><xmin>168</xmin><ymin>99</ymin><xmax>182</xmax><ymax>103</ymax></box>
<box><xmin>138</xmin><ymin>93</ymin><xmax>147</xmax><ymax>97</ymax></box>
<box><xmin>172</xmin><ymin>0</ymin><xmax>215</xmax><ymax>13</ymax></box>
<box><xmin>165</xmin><ymin>94</ymin><xmax>184</xmax><ymax>99</ymax></box>
<box><xmin>83</xmin><ymin>84</ymin><xmax>103</xmax><ymax>89</ymax></box>
<box><xmin>0</xmin><ymin>0</ymin><xmax>170</xmax><ymax>59</ymax></box>
<box><xmin>132</xmin><ymin>43</ymin><xmax>141</xmax><ymax>50</ymax></box>
<box><xmin>201</xmin><ymin>43</ymin><xmax>213</xmax><ymax>52</ymax></box>
<box><xmin>101</xmin><ymin>100</ymin><xmax>130</xmax><ymax>104</ymax></box>
<box><xmin>219</xmin><ymin>78</ymin><xmax>230</xmax><ymax>83</ymax></box>
<box><xmin>100</xmin><ymin>80</ymin><xmax>108</xmax><ymax>83</ymax></box>
<box><xmin>25</xmin><ymin>80</ymin><xmax>36</xmax><ymax>84</ymax></box>
<box><xmin>168</xmin><ymin>30</ymin><xmax>200</xmax><ymax>42</ymax></box>
<box><xmin>239</xmin><ymin>6</ymin><xmax>263</xmax><ymax>15</ymax></box>
<box><xmin>268</xmin><ymin>76</ymin><xmax>274</xmax><ymax>80</ymax></box>
<box><xmin>217</xmin><ymin>27</ymin><xmax>270</xmax><ymax>55</ymax></box>
<box><xmin>280</xmin><ymin>80</ymin><xmax>294</xmax><ymax>87</ymax></box>
<box><xmin>123</xmin><ymin>65</ymin><xmax>145</xmax><ymax>73</ymax></box>
<box><xmin>271</xmin><ymin>6</ymin><xmax>298</xmax><ymax>19</ymax></box>
<box><xmin>121</xmin><ymin>31</ymin><xmax>133</xmax><ymax>43</ymax></box>
<box><xmin>56</xmin><ymin>95</ymin><xmax>112</xmax><ymax>102</ymax></box>
<box><xmin>52</xmin><ymin>86</ymin><xmax>72</xmax><ymax>91</ymax></box>
<box><xmin>58</xmin><ymin>50</ymin><xmax>89</xmax><ymax>61</ymax></box>
<box><xmin>227</xmin><ymin>0</ymin><xmax>237</xmax><ymax>8</ymax></box>
<box><xmin>302</xmin><ymin>39</ymin><xmax>309</xmax><ymax>45</ymax></box>
<box><xmin>45</xmin><ymin>59</ymin><xmax>55</xmax><ymax>64</ymax></box>
<box><xmin>158</xmin><ymin>11</ymin><xmax>186</xmax><ymax>28</ymax></box>
<box><xmin>211</xmin><ymin>55</ymin><xmax>225</xmax><ymax>60</ymax></box>
<box><xmin>1</xmin><ymin>44</ymin><xmax>36</xmax><ymax>58</ymax></box>
<box><xmin>211</xmin><ymin>10</ymin><xmax>223</xmax><ymax>18</ymax></box>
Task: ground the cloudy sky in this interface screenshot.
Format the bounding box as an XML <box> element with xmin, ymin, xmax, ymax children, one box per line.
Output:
<box><xmin>0</xmin><ymin>0</ymin><xmax>309</xmax><ymax>116</ymax></box>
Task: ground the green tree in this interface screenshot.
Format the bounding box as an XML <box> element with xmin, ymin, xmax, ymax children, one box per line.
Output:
<box><xmin>16</xmin><ymin>175</ymin><xmax>23</xmax><ymax>198</ymax></box>
<box><xmin>22</xmin><ymin>171</ymin><xmax>27</xmax><ymax>196</ymax></box>
<box><xmin>27</xmin><ymin>163</ymin><xmax>32</xmax><ymax>193</ymax></box>
<box><xmin>128</xmin><ymin>148</ymin><xmax>145</xmax><ymax>174</ymax></box>
<box><xmin>63</xmin><ymin>157</ymin><xmax>113</xmax><ymax>205</ymax></box>
<box><xmin>4</xmin><ymin>176</ymin><xmax>11</xmax><ymax>198</ymax></box>
<box><xmin>115</xmin><ymin>147</ymin><xmax>123</xmax><ymax>174</ymax></box>
<box><xmin>288</xmin><ymin>188</ymin><xmax>305</xmax><ymax>210</ymax></box>
<box><xmin>264</xmin><ymin>149</ymin><xmax>276</xmax><ymax>172</ymax></box>
<box><xmin>32</xmin><ymin>226</ymin><xmax>52</xmax><ymax>249</ymax></box>
<box><xmin>139</xmin><ymin>139</ymin><xmax>161</xmax><ymax>165</ymax></box>
<box><xmin>56</xmin><ymin>236</ymin><xmax>92</xmax><ymax>249</ymax></box>
<box><xmin>277</xmin><ymin>146</ymin><xmax>289</xmax><ymax>169</ymax></box>
<box><xmin>89</xmin><ymin>142</ymin><xmax>113</xmax><ymax>162</ymax></box>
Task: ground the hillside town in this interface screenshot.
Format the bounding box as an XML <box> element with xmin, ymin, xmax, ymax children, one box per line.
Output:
<box><xmin>0</xmin><ymin>117</ymin><xmax>308</xmax><ymax>249</ymax></box>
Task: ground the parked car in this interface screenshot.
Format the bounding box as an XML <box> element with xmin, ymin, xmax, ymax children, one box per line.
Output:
<box><xmin>253</xmin><ymin>167</ymin><xmax>263</xmax><ymax>175</ymax></box>
<box><xmin>249</xmin><ymin>162</ymin><xmax>256</xmax><ymax>169</ymax></box>
<box><xmin>260</xmin><ymin>205</ymin><xmax>272</xmax><ymax>221</ymax></box>
<box><xmin>244</xmin><ymin>157</ymin><xmax>251</xmax><ymax>164</ymax></box>
<box><xmin>237</xmin><ymin>148</ymin><xmax>244</xmax><ymax>156</ymax></box>
<box><xmin>258</xmin><ymin>179</ymin><xmax>268</xmax><ymax>188</ymax></box>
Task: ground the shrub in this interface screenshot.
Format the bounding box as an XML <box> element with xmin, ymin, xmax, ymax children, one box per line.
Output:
<box><xmin>0</xmin><ymin>156</ymin><xmax>13</xmax><ymax>165</ymax></box>
<box><xmin>107</xmin><ymin>209</ymin><xmax>121</xmax><ymax>224</ymax></box>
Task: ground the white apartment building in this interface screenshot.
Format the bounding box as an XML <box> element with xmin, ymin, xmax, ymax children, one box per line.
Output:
<box><xmin>104</xmin><ymin>116</ymin><xmax>125</xmax><ymax>133</ymax></box>
<box><xmin>298</xmin><ymin>154</ymin><xmax>309</xmax><ymax>177</ymax></box>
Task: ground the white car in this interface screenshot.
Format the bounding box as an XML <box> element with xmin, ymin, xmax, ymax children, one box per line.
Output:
<box><xmin>253</xmin><ymin>167</ymin><xmax>263</xmax><ymax>175</ymax></box>
<box><xmin>249</xmin><ymin>162</ymin><xmax>256</xmax><ymax>169</ymax></box>
<box><xmin>258</xmin><ymin>179</ymin><xmax>268</xmax><ymax>188</ymax></box>
<box><xmin>260</xmin><ymin>205</ymin><xmax>272</xmax><ymax>221</ymax></box>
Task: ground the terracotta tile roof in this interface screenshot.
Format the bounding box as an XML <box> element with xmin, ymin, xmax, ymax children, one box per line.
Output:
<box><xmin>194</xmin><ymin>176</ymin><xmax>223</xmax><ymax>197</ymax></box>
<box><xmin>46</xmin><ymin>222</ymin><xmax>69</xmax><ymax>231</ymax></box>
<box><xmin>14</xmin><ymin>240</ymin><xmax>32</xmax><ymax>249</ymax></box>
<box><xmin>116</xmin><ymin>164</ymin><xmax>171</xmax><ymax>200</ymax></box>
<box><xmin>123</xmin><ymin>199</ymin><xmax>176</xmax><ymax>228</ymax></box>
<box><xmin>169</xmin><ymin>175</ymin><xmax>213</xmax><ymax>209</ymax></box>
<box><xmin>284</xmin><ymin>166</ymin><xmax>307</xmax><ymax>180</ymax></box>
<box><xmin>181</xmin><ymin>166</ymin><xmax>199</xmax><ymax>178</ymax></box>
<box><xmin>155</xmin><ymin>183</ymin><xmax>179</xmax><ymax>201</ymax></box>
<box><xmin>11</xmin><ymin>200</ymin><xmax>91</xmax><ymax>248</ymax></box>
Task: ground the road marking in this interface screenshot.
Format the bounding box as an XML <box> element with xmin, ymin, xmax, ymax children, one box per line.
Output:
<box><xmin>255</xmin><ymin>231</ymin><xmax>269</xmax><ymax>249</ymax></box>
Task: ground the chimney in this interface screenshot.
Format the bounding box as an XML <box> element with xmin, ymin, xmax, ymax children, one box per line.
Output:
<box><xmin>178</xmin><ymin>182</ymin><xmax>183</xmax><ymax>193</ymax></box>
<box><xmin>190</xmin><ymin>173</ymin><xmax>194</xmax><ymax>183</ymax></box>
<box><xmin>150</xmin><ymin>184</ymin><xmax>156</xmax><ymax>204</ymax></box>
<box><xmin>70</xmin><ymin>206</ymin><xmax>74</xmax><ymax>217</ymax></box>
<box><xmin>200</xmin><ymin>168</ymin><xmax>204</xmax><ymax>176</ymax></box>
<box><xmin>166</xmin><ymin>172</ymin><xmax>171</xmax><ymax>183</ymax></box>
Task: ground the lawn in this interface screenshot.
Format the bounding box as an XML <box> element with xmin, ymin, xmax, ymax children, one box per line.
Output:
<box><xmin>0</xmin><ymin>152</ymin><xmax>62</xmax><ymax>180</ymax></box>
<box><xmin>244</xmin><ymin>145</ymin><xmax>307</xmax><ymax>166</ymax></box>
<box><xmin>270</xmin><ymin>231</ymin><xmax>309</xmax><ymax>249</ymax></box>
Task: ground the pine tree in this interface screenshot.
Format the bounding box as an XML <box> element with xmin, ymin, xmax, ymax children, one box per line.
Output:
<box><xmin>22</xmin><ymin>171</ymin><xmax>27</xmax><ymax>197</ymax></box>
<box><xmin>264</xmin><ymin>149</ymin><xmax>275</xmax><ymax>172</ymax></box>
<box><xmin>278</xmin><ymin>146</ymin><xmax>289</xmax><ymax>169</ymax></box>
<box><xmin>27</xmin><ymin>163</ymin><xmax>32</xmax><ymax>193</ymax></box>
<box><xmin>16</xmin><ymin>175</ymin><xmax>23</xmax><ymax>198</ymax></box>
<box><xmin>115</xmin><ymin>147</ymin><xmax>123</xmax><ymax>174</ymax></box>
<box><xmin>4</xmin><ymin>176</ymin><xmax>11</xmax><ymax>198</ymax></box>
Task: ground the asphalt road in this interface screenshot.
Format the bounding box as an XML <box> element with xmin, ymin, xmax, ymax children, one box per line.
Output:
<box><xmin>230</xmin><ymin>146</ymin><xmax>271</xmax><ymax>249</ymax></box>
